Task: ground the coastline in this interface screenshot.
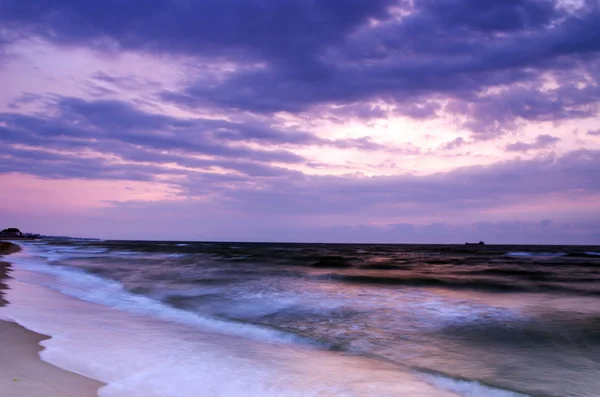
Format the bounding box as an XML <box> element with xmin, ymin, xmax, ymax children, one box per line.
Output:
<box><xmin>0</xmin><ymin>241</ymin><xmax>21</xmax><ymax>307</ymax></box>
<box><xmin>0</xmin><ymin>242</ymin><xmax>104</xmax><ymax>397</ymax></box>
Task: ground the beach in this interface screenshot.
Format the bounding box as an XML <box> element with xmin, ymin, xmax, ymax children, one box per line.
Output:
<box><xmin>0</xmin><ymin>242</ymin><xmax>103</xmax><ymax>397</ymax></box>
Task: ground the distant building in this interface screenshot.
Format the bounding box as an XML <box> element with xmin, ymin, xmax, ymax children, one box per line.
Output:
<box><xmin>0</xmin><ymin>228</ymin><xmax>22</xmax><ymax>237</ymax></box>
<box><xmin>23</xmin><ymin>233</ymin><xmax>41</xmax><ymax>238</ymax></box>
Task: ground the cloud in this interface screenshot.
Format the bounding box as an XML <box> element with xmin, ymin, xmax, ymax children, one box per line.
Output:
<box><xmin>439</xmin><ymin>137</ymin><xmax>468</xmax><ymax>151</ymax></box>
<box><xmin>420</xmin><ymin>0</ymin><xmax>557</xmax><ymax>32</ymax></box>
<box><xmin>90</xmin><ymin>72</ymin><xmax>161</xmax><ymax>91</ymax></box>
<box><xmin>587</xmin><ymin>129</ymin><xmax>600</xmax><ymax>136</ymax></box>
<box><xmin>1</xmin><ymin>0</ymin><xmax>599</xmax><ymax>135</ymax></box>
<box><xmin>157</xmin><ymin>0</ymin><xmax>600</xmax><ymax>133</ymax></box>
<box><xmin>453</xmin><ymin>75</ymin><xmax>600</xmax><ymax>136</ymax></box>
<box><xmin>178</xmin><ymin>149</ymin><xmax>600</xmax><ymax>219</ymax></box>
<box><xmin>0</xmin><ymin>109</ymin><xmax>304</xmax><ymax>165</ymax></box>
<box><xmin>0</xmin><ymin>96</ymin><xmax>308</xmax><ymax>182</ymax></box>
<box><xmin>89</xmin><ymin>199</ymin><xmax>600</xmax><ymax>244</ymax></box>
<box><xmin>1</xmin><ymin>95</ymin><xmax>387</xmax><ymax>160</ymax></box>
<box><xmin>0</xmin><ymin>146</ymin><xmax>166</xmax><ymax>181</ymax></box>
<box><xmin>0</xmin><ymin>0</ymin><xmax>394</xmax><ymax>58</ymax></box>
<box><xmin>3</xmin><ymin>94</ymin><xmax>598</xmax><ymax>221</ymax></box>
<box><xmin>1</xmin><ymin>96</ymin><xmax>400</xmax><ymax>184</ymax></box>
<box><xmin>505</xmin><ymin>134</ymin><xmax>561</xmax><ymax>152</ymax></box>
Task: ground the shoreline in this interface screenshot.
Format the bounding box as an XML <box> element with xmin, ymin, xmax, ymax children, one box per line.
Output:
<box><xmin>0</xmin><ymin>242</ymin><xmax>105</xmax><ymax>397</ymax></box>
<box><xmin>0</xmin><ymin>241</ymin><xmax>20</xmax><ymax>306</ymax></box>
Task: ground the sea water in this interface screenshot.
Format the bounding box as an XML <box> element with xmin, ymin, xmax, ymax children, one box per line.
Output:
<box><xmin>2</xmin><ymin>240</ymin><xmax>599</xmax><ymax>396</ymax></box>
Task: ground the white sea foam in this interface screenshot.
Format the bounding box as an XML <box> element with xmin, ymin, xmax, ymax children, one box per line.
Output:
<box><xmin>421</xmin><ymin>373</ymin><xmax>530</xmax><ymax>397</ymax></box>
<box><xmin>107</xmin><ymin>250</ymin><xmax>144</xmax><ymax>256</ymax></box>
<box><xmin>164</xmin><ymin>253</ymin><xmax>187</xmax><ymax>258</ymax></box>
<box><xmin>28</xmin><ymin>244</ymin><xmax>108</xmax><ymax>262</ymax></box>
<box><xmin>506</xmin><ymin>251</ymin><xmax>565</xmax><ymax>257</ymax></box>
<box><xmin>6</xmin><ymin>248</ymin><xmax>315</xmax><ymax>346</ymax></box>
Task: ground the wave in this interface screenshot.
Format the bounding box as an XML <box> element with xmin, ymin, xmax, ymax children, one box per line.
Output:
<box><xmin>468</xmin><ymin>268</ymin><xmax>550</xmax><ymax>278</ymax></box>
<box><xmin>325</xmin><ymin>274</ymin><xmax>528</xmax><ymax>291</ymax></box>
<box><xmin>437</xmin><ymin>313</ymin><xmax>600</xmax><ymax>346</ymax></box>
<box><xmin>506</xmin><ymin>251</ymin><xmax>566</xmax><ymax>258</ymax></box>
<box><xmin>419</xmin><ymin>372</ymin><xmax>530</xmax><ymax>397</ymax></box>
<box><xmin>506</xmin><ymin>251</ymin><xmax>600</xmax><ymax>259</ymax></box>
<box><xmin>9</xmin><ymin>250</ymin><xmax>322</xmax><ymax>348</ymax></box>
<box><xmin>565</xmin><ymin>252</ymin><xmax>600</xmax><ymax>258</ymax></box>
<box><xmin>323</xmin><ymin>273</ymin><xmax>600</xmax><ymax>296</ymax></box>
<box><xmin>358</xmin><ymin>263</ymin><xmax>407</xmax><ymax>270</ymax></box>
<box><xmin>5</xmin><ymin>250</ymin><xmax>518</xmax><ymax>397</ymax></box>
<box><xmin>311</xmin><ymin>255</ymin><xmax>354</xmax><ymax>268</ymax></box>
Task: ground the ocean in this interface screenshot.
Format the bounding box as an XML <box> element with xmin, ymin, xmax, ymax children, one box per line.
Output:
<box><xmin>1</xmin><ymin>240</ymin><xmax>599</xmax><ymax>397</ymax></box>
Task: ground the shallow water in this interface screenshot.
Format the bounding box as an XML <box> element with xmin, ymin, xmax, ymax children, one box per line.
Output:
<box><xmin>2</xmin><ymin>240</ymin><xmax>600</xmax><ymax>396</ymax></box>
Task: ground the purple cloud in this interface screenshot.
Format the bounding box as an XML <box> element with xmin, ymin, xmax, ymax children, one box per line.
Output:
<box><xmin>2</xmin><ymin>96</ymin><xmax>597</xmax><ymax>221</ymax></box>
<box><xmin>200</xmin><ymin>149</ymin><xmax>600</xmax><ymax>217</ymax></box>
<box><xmin>1</xmin><ymin>96</ymin><xmax>391</xmax><ymax>170</ymax></box>
<box><xmin>1</xmin><ymin>0</ymin><xmax>599</xmax><ymax>135</ymax></box>
<box><xmin>505</xmin><ymin>134</ymin><xmax>561</xmax><ymax>152</ymax></box>
<box><xmin>439</xmin><ymin>137</ymin><xmax>468</xmax><ymax>151</ymax></box>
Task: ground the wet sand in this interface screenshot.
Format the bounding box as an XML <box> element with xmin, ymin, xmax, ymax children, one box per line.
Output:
<box><xmin>0</xmin><ymin>241</ymin><xmax>104</xmax><ymax>397</ymax></box>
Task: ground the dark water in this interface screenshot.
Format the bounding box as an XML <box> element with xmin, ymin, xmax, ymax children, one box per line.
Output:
<box><xmin>26</xmin><ymin>240</ymin><xmax>600</xmax><ymax>396</ymax></box>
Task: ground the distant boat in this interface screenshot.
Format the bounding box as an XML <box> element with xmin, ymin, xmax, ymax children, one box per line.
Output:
<box><xmin>465</xmin><ymin>241</ymin><xmax>485</xmax><ymax>245</ymax></box>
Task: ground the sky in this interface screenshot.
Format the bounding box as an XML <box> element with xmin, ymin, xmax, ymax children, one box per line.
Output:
<box><xmin>1</xmin><ymin>0</ymin><xmax>599</xmax><ymax>244</ymax></box>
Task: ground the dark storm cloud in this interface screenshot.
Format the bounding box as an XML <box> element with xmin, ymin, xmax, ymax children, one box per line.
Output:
<box><xmin>505</xmin><ymin>134</ymin><xmax>561</xmax><ymax>152</ymax></box>
<box><xmin>420</xmin><ymin>0</ymin><xmax>557</xmax><ymax>32</ymax></box>
<box><xmin>0</xmin><ymin>0</ymin><xmax>394</xmax><ymax>58</ymax></box>
<box><xmin>2</xmin><ymin>0</ymin><xmax>600</xmax><ymax>134</ymax></box>
<box><xmin>157</xmin><ymin>0</ymin><xmax>600</xmax><ymax>131</ymax></box>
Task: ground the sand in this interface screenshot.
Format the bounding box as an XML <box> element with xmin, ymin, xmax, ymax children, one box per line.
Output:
<box><xmin>0</xmin><ymin>241</ymin><xmax>105</xmax><ymax>397</ymax></box>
